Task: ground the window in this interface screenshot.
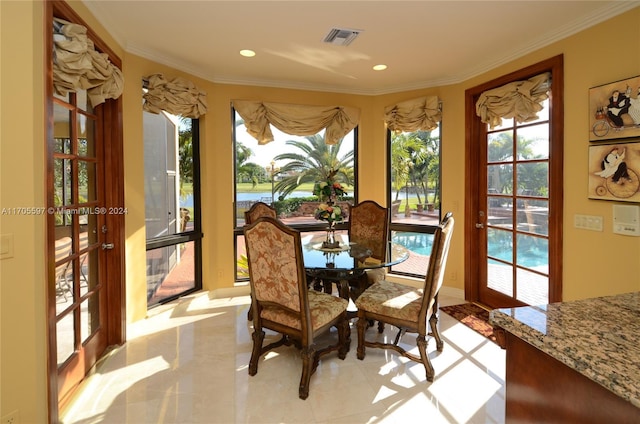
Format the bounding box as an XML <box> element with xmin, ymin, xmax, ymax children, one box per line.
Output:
<box><xmin>144</xmin><ymin>113</ymin><xmax>202</xmax><ymax>306</ymax></box>
<box><xmin>388</xmin><ymin>126</ymin><xmax>441</xmax><ymax>277</ymax></box>
<box><xmin>233</xmin><ymin>110</ymin><xmax>357</xmax><ymax>281</ymax></box>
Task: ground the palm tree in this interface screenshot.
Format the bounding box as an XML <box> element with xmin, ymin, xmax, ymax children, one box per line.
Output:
<box><xmin>236</xmin><ymin>141</ymin><xmax>263</xmax><ymax>188</ymax></box>
<box><xmin>390</xmin><ymin>133</ymin><xmax>423</xmax><ymax>203</ymax></box>
<box><xmin>272</xmin><ymin>134</ymin><xmax>354</xmax><ymax>198</ymax></box>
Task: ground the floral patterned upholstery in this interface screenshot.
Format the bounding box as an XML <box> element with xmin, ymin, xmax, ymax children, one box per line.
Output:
<box><xmin>349</xmin><ymin>200</ymin><xmax>388</xmax><ymax>261</ymax></box>
<box><xmin>349</xmin><ymin>200</ymin><xmax>389</xmax><ymax>288</ymax></box>
<box><xmin>355</xmin><ymin>280</ymin><xmax>425</xmax><ymax>322</ymax></box>
<box><xmin>262</xmin><ymin>290</ymin><xmax>348</xmax><ymax>330</ymax></box>
<box><xmin>244</xmin><ymin>201</ymin><xmax>279</xmax><ymax>321</ymax></box>
<box><xmin>243</xmin><ymin>216</ymin><xmax>350</xmax><ymax>400</ymax></box>
<box><xmin>355</xmin><ymin>213</ymin><xmax>454</xmax><ymax>382</ymax></box>
<box><xmin>244</xmin><ymin>201</ymin><xmax>277</xmax><ymax>225</ymax></box>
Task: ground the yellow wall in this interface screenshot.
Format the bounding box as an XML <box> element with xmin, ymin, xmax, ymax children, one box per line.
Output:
<box><xmin>1</xmin><ymin>1</ymin><xmax>639</xmax><ymax>421</ymax></box>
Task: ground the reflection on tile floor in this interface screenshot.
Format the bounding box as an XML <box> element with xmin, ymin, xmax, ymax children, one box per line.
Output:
<box><xmin>61</xmin><ymin>292</ymin><xmax>505</xmax><ymax>424</ymax></box>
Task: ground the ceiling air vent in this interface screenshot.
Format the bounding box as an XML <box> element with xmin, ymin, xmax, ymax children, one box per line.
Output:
<box><xmin>323</xmin><ymin>28</ymin><xmax>361</xmax><ymax>46</ymax></box>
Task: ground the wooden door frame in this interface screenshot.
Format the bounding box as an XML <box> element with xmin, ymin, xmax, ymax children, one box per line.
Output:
<box><xmin>464</xmin><ymin>55</ymin><xmax>564</xmax><ymax>305</ymax></box>
<box><xmin>45</xmin><ymin>1</ymin><xmax>125</xmax><ymax>421</ymax></box>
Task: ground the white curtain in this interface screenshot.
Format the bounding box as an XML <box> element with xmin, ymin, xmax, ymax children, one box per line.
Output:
<box><xmin>384</xmin><ymin>96</ymin><xmax>441</xmax><ymax>133</ymax></box>
<box><xmin>475</xmin><ymin>72</ymin><xmax>551</xmax><ymax>129</ymax></box>
<box><xmin>143</xmin><ymin>74</ymin><xmax>208</xmax><ymax>118</ymax></box>
<box><xmin>52</xmin><ymin>18</ymin><xmax>124</xmax><ymax>107</ymax></box>
<box><xmin>233</xmin><ymin>100</ymin><xmax>360</xmax><ymax>145</ymax></box>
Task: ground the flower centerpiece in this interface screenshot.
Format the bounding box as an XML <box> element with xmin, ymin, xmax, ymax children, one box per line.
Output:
<box><xmin>314</xmin><ymin>178</ymin><xmax>347</xmax><ymax>249</ymax></box>
<box><xmin>313</xmin><ymin>180</ymin><xmax>346</xmax><ymax>203</ymax></box>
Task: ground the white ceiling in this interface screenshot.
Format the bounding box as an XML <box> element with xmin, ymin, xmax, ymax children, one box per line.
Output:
<box><xmin>83</xmin><ymin>0</ymin><xmax>639</xmax><ymax>95</ymax></box>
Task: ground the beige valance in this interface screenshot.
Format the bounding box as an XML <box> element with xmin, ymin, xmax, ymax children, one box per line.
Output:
<box><xmin>384</xmin><ymin>96</ymin><xmax>442</xmax><ymax>133</ymax></box>
<box><xmin>476</xmin><ymin>72</ymin><xmax>551</xmax><ymax>129</ymax></box>
<box><xmin>233</xmin><ymin>100</ymin><xmax>360</xmax><ymax>145</ymax></box>
<box><xmin>143</xmin><ymin>74</ymin><xmax>208</xmax><ymax>119</ymax></box>
<box><xmin>52</xmin><ymin>18</ymin><xmax>124</xmax><ymax>107</ymax></box>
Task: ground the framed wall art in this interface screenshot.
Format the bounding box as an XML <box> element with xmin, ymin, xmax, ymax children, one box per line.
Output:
<box><xmin>588</xmin><ymin>140</ymin><xmax>640</xmax><ymax>202</ymax></box>
<box><xmin>588</xmin><ymin>75</ymin><xmax>640</xmax><ymax>142</ymax></box>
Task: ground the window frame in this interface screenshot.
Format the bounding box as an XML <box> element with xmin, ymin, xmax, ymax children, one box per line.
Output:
<box><xmin>232</xmin><ymin>108</ymin><xmax>359</xmax><ymax>282</ymax></box>
<box><xmin>386</xmin><ymin>126</ymin><xmax>442</xmax><ymax>278</ymax></box>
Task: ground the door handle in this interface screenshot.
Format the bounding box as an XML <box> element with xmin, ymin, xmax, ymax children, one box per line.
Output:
<box><xmin>102</xmin><ymin>243</ymin><xmax>115</xmax><ymax>250</ymax></box>
<box><xmin>475</xmin><ymin>223</ymin><xmax>484</xmax><ymax>229</ymax></box>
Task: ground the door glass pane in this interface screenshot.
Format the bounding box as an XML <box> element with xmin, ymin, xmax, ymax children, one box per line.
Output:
<box><xmin>488</xmin><ymin>130</ymin><xmax>514</xmax><ymax>162</ymax></box>
<box><xmin>82</xmin><ymin>249</ymin><xmax>98</xmax><ymax>294</ymax></box>
<box><xmin>517</xmin><ymin>124</ymin><xmax>549</xmax><ymax>159</ymax></box>
<box><xmin>54</xmin><ymin>103</ymin><xmax>71</xmax><ymax>154</ymax></box>
<box><xmin>516</xmin><ymin>268</ymin><xmax>548</xmax><ymax>305</ymax></box>
<box><xmin>516</xmin><ymin>233</ymin><xmax>548</xmax><ymax>273</ymax></box>
<box><xmin>488</xmin><ymin>164</ymin><xmax>513</xmax><ymax>195</ymax></box>
<box><xmin>55</xmin><ymin>158</ymin><xmax>73</xmax><ymax>206</ymax></box>
<box><xmin>77</xmin><ymin>114</ymin><xmax>95</xmax><ymax>158</ymax></box>
<box><xmin>57</xmin><ymin>313</ymin><xmax>75</xmax><ymax>367</ymax></box>
<box><xmin>517</xmin><ymin>162</ymin><xmax>548</xmax><ymax>196</ymax></box>
<box><xmin>55</xmin><ymin>235</ymin><xmax>73</xmax><ymax>313</ymax></box>
<box><xmin>517</xmin><ymin>199</ymin><xmax>548</xmax><ymax>236</ymax></box>
<box><xmin>488</xmin><ymin>258</ymin><xmax>513</xmax><ymax>296</ymax></box>
<box><xmin>487</xmin><ymin>227</ymin><xmax>512</xmax><ymax>263</ymax></box>
<box><xmin>81</xmin><ymin>294</ymin><xmax>100</xmax><ymax>343</ymax></box>
<box><xmin>78</xmin><ymin>161</ymin><xmax>97</xmax><ymax>203</ymax></box>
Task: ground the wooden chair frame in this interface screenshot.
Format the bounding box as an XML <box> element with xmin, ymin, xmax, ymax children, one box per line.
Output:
<box><xmin>355</xmin><ymin>212</ymin><xmax>454</xmax><ymax>381</ymax></box>
<box><xmin>244</xmin><ymin>216</ymin><xmax>350</xmax><ymax>399</ymax></box>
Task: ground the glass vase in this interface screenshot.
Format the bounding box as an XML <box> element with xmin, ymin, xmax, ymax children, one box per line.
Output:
<box><xmin>322</xmin><ymin>222</ymin><xmax>340</xmax><ymax>249</ymax></box>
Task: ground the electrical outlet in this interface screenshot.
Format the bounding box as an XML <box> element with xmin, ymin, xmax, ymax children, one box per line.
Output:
<box><xmin>1</xmin><ymin>410</ymin><xmax>19</xmax><ymax>424</ymax></box>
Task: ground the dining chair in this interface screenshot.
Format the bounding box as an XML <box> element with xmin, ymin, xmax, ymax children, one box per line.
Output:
<box><xmin>354</xmin><ymin>212</ymin><xmax>454</xmax><ymax>381</ymax></box>
<box><xmin>348</xmin><ymin>200</ymin><xmax>389</xmax><ymax>297</ymax></box>
<box><xmin>244</xmin><ymin>201</ymin><xmax>278</xmax><ymax>320</ymax></box>
<box><xmin>244</xmin><ymin>201</ymin><xmax>277</xmax><ymax>225</ymax></box>
<box><xmin>244</xmin><ymin>216</ymin><xmax>350</xmax><ymax>399</ymax></box>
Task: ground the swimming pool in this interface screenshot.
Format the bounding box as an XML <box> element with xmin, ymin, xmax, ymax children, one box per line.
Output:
<box><xmin>392</xmin><ymin>232</ymin><xmax>434</xmax><ymax>256</ymax></box>
<box><xmin>393</xmin><ymin>231</ymin><xmax>548</xmax><ymax>269</ymax></box>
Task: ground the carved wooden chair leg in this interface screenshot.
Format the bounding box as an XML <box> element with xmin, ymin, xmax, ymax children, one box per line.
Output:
<box><xmin>299</xmin><ymin>346</ymin><xmax>316</xmax><ymax>400</ymax></box>
<box><xmin>356</xmin><ymin>317</ymin><xmax>368</xmax><ymax>360</ymax></box>
<box><xmin>338</xmin><ymin>318</ymin><xmax>350</xmax><ymax>357</ymax></box>
<box><xmin>417</xmin><ymin>335</ymin><xmax>435</xmax><ymax>382</ymax></box>
<box><xmin>429</xmin><ymin>311</ymin><xmax>444</xmax><ymax>351</ymax></box>
<box><xmin>249</xmin><ymin>330</ymin><xmax>265</xmax><ymax>376</ymax></box>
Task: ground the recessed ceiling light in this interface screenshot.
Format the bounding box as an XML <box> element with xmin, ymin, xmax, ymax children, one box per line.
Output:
<box><xmin>373</xmin><ymin>64</ymin><xmax>387</xmax><ymax>71</ymax></box>
<box><xmin>240</xmin><ymin>49</ymin><xmax>256</xmax><ymax>57</ymax></box>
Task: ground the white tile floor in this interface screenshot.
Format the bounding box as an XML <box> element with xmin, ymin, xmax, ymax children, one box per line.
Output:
<box><xmin>60</xmin><ymin>292</ymin><xmax>506</xmax><ymax>424</ymax></box>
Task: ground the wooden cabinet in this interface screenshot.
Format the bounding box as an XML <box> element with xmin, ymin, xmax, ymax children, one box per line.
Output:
<box><xmin>505</xmin><ymin>333</ymin><xmax>640</xmax><ymax>423</ymax></box>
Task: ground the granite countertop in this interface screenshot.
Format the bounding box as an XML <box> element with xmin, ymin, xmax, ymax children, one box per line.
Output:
<box><xmin>489</xmin><ymin>292</ymin><xmax>640</xmax><ymax>408</ymax></box>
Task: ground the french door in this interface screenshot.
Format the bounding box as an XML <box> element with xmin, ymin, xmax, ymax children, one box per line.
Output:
<box><xmin>465</xmin><ymin>56</ymin><xmax>564</xmax><ymax>309</ymax></box>
<box><xmin>47</xmin><ymin>2</ymin><xmax>124</xmax><ymax>418</ymax></box>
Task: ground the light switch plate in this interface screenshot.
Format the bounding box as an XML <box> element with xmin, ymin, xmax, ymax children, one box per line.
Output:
<box><xmin>574</xmin><ymin>214</ymin><xmax>603</xmax><ymax>231</ymax></box>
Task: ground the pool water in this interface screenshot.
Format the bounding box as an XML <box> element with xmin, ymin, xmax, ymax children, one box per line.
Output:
<box><xmin>394</xmin><ymin>231</ymin><xmax>548</xmax><ymax>269</ymax></box>
<box><xmin>392</xmin><ymin>232</ymin><xmax>434</xmax><ymax>256</ymax></box>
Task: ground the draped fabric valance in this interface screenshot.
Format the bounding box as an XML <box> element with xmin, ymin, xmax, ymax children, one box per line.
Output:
<box><xmin>143</xmin><ymin>74</ymin><xmax>208</xmax><ymax>118</ymax></box>
<box><xmin>476</xmin><ymin>72</ymin><xmax>551</xmax><ymax>129</ymax></box>
<box><xmin>52</xmin><ymin>18</ymin><xmax>124</xmax><ymax>107</ymax></box>
<box><xmin>384</xmin><ymin>96</ymin><xmax>442</xmax><ymax>133</ymax></box>
<box><xmin>233</xmin><ymin>100</ymin><xmax>360</xmax><ymax>145</ymax></box>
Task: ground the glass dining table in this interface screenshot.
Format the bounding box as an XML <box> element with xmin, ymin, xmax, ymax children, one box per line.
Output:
<box><xmin>301</xmin><ymin>232</ymin><xmax>410</xmax><ymax>305</ymax></box>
